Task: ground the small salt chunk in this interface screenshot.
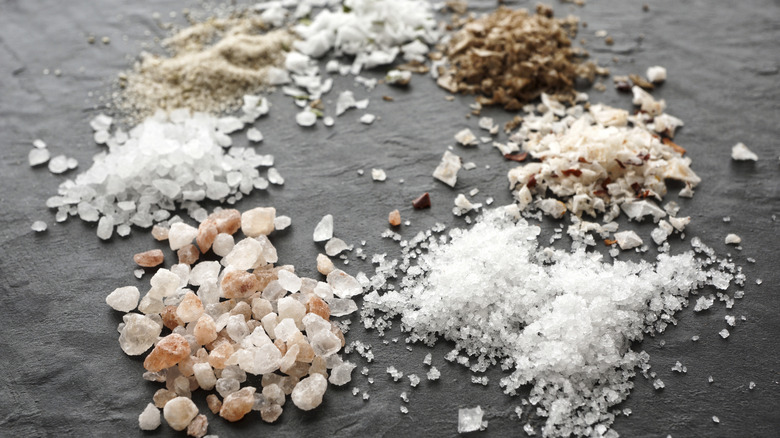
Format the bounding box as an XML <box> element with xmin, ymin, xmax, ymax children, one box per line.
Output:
<box><xmin>646</xmin><ymin>66</ymin><xmax>667</xmax><ymax>83</ymax></box>
<box><xmin>371</xmin><ymin>168</ymin><xmax>387</xmax><ymax>181</ymax></box>
<box><xmin>454</xmin><ymin>128</ymin><xmax>478</xmax><ymax>146</ymax></box>
<box><xmin>291</xmin><ymin>373</ymin><xmax>327</xmax><ymax>411</ymax></box>
<box><xmin>31</xmin><ymin>220</ymin><xmax>47</xmax><ymax>232</ymax></box>
<box><xmin>712</xmin><ymin>416</ymin><xmax>720</xmax><ymax>424</ymax></box>
<box><xmin>106</xmin><ymin>286</ymin><xmax>140</xmax><ymax>312</ymax></box>
<box><xmin>329</xmin><ymin>361</ymin><xmax>357</xmax><ymax>386</ymax></box>
<box><xmin>614</xmin><ymin>231</ymin><xmax>643</xmax><ymax>250</ymax></box>
<box><xmin>325</xmin><ymin>238</ymin><xmax>349</xmax><ymax>256</ymax></box>
<box><xmin>268</xmin><ymin>168</ymin><xmax>284</xmax><ymax>185</ymax></box>
<box><xmin>313</xmin><ymin>214</ymin><xmax>334</xmax><ymax>242</ymax></box>
<box><xmin>134</xmin><ymin>269</ymin><xmax>144</xmax><ymax>279</ymax></box>
<box><xmin>327</xmin><ymin>269</ymin><xmax>362</xmax><ymax>298</ymax></box>
<box><xmin>458</xmin><ymin>406</ymin><xmax>485</xmax><ymax>434</ymax></box>
<box><xmin>277</xmin><ymin>270</ymin><xmax>302</xmax><ymax>292</ymax></box>
<box><xmin>360</xmin><ymin>114</ymin><xmax>376</xmax><ymax>125</ymax></box>
<box><xmin>138</xmin><ymin>403</ymin><xmax>161</xmax><ymax>431</ymax></box>
<box><xmin>168</xmin><ymin>222</ymin><xmax>198</xmax><ymax>250</ymax></box>
<box><xmin>28</xmin><ymin>148</ymin><xmax>51</xmax><ymax>166</ymax></box>
<box><xmin>296</xmin><ymin>110</ymin><xmax>317</xmax><ymax>127</ymax></box>
<box><xmin>90</xmin><ymin>113</ymin><xmax>113</xmax><ymax>131</ymax></box>
<box><xmin>323</xmin><ymin>116</ymin><xmax>335</xmax><ymax>127</ymax></box>
<box><xmin>327</xmin><ymin>298</ymin><xmax>357</xmax><ymax>317</ymax></box>
<box><xmin>719</xmin><ymin>329</ymin><xmax>730</xmax><ymax>339</ymax></box>
<box><xmin>274</xmin><ymin>215</ymin><xmax>291</xmax><ymax>231</ymax></box>
<box><xmin>749</xmin><ymin>381</ymin><xmax>756</xmax><ymax>390</ymax></box>
<box><xmin>724</xmin><ymin>233</ymin><xmax>741</xmax><ymax>245</ymax></box>
<box><xmin>427</xmin><ymin>367</ymin><xmax>440</xmax><ymax>380</ymax></box>
<box><xmin>247</xmin><ymin>128</ymin><xmax>264</xmax><ymax>143</ymax></box>
<box><xmin>386</xmin><ymin>69</ymin><xmax>412</xmax><ymax>86</ymax></box>
<box><xmin>48</xmin><ymin>155</ymin><xmax>69</xmax><ymax>174</ymax></box>
<box><xmin>33</xmin><ymin>139</ymin><xmax>46</xmax><ymax>149</ymax></box>
<box><xmin>96</xmin><ymin>216</ymin><xmax>114</xmax><ymax>240</ymax></box>
<box><xmin>163</xmin><ymin>397</ymin><xmax>199</xmax><ymax>431</ymax></box>
<box><xmin>731</xmin><ymin>142</ymin><xmax>758</xmax><ymax>161</ymax></box>
<box><xmin>433</xmin><ymin>150</ymin><xmax>462</xmax><ymax>187</ymax></box>
<box><xmin>241</xmin><ymin>207</ymin><xmax>276</xmax><ymax>237</ymax></box>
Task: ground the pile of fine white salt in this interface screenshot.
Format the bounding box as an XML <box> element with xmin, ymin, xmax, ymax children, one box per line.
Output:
<box><xmin>46</xmin><ymin>97</ymin><xmax>275</xmax><ymax>239</ymax></box>
<box><xmin>362</xmin><ymin>205</ymin><xmax>741</xmax><ymax>437</ymax></box>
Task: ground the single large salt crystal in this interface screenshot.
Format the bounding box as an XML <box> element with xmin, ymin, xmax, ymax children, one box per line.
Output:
<box><xmin>614</xmin><ymin>231</ymin><xmax>643</xmax><ymax>250</ymax></box>
<box><xmin>138</xmin><ymin>403</ymin><xmax>161</xmax><ymax>431</ymax></box>
<box><xmin>317</xmin><ymin>254</ymin><xmax>335</xmax><ymax>275</ymax></box>
<box><xmin>241</xmin><ymin>207</ymin><xmax>276</xmax><ymax>237</ymax></box>
<box><xmin>646</xmin><ymin>66</ymin><xmax>667</xmax><ymax>83</ymax></box>
<box><xmin>106</xmin><ymin>286</ymin><xmax>140</xmax><ymax>312</ymax></box>
<box><xmin>169</xmin><ymin>222</ymin><xmax>198</xmax><ymax>250</ymax></box>
<box><xmin>29</xmin><ymin>148</ymin><xmax>51</xmax><ymax>166</ymax></box>
<box><xmin>220</xmin><ymin>387</ymin><xmax>256</xmax><ymax>422</ymax></box>
<box><xmin>193</xmin><ymin>362</ymin><xmax>217</xmax><ymax>390</ymax></box>
<box><xmin>274</xmin><ymin>215</ymin><xmax>291</xmax><ymax>231</ymax></box>
<box><xmin>313</xmin><ymin>214</ymin><xmax>334</xmax><ymax>242</ymax></box>
<box><xmin>143</xmin><ymin>333</ymin><xmax>190</xmax><ymax>372</ymax></box>
<box><xmin>186</xmin><ymin>414</ymin><xmax>208</xmax><ymax>438</ymax></box>
<box><xmin>327</xmin><ymin>269</ymin><xmax>363</xmax><ymax>298</ymax></box>
<box><xmin>433</xmin><ymin>150</ymin><xmax>461</xmax><ymax>187</ymax></box>
<box><xmin>149</xmin><ymin>268</ymin><xmax>181</xmax><ymax>299</ymax></box>
<box><xmin>458</xmin><ymin>406</ymin><xmax>486</xmax><ymax>433</ymax></box>
<box><xmin>724</xmin><ymin>234</ymin><xmax>741</xmax><ymax>245</ymax></box>
<box><xmin>328</xmin><ymin>361</ymin><xmax>356</xmax><ymax>386</ymax></box>
<box><xmin>176</xmin><ymin>291</ymin><xmax>204</xmax><ymax>323</ymax></box>
<box><xmin>277</xmin><ymin>270</ymin><xmax>302</xmax><ymax>292</ymax></box>
<box><xmin>134</xmin><ymin>249</ymin><xmax>164</xmax><ymax>267</ymax></box>
<box><xmin>325</xmin><ymin>238</ymin><xmax>349</xmax><ymax>256</ymax></box>
<box><xmin>96</xmin><ymin>216</ymin><xmax>114</xmax><ymax>240</ymax></box>
<box><xmin>119</xmin><ymin>314</ymin><xmax>162</xmax><ymax>355</ymax></box>
<box><xmin>454</xmin><ymin>128</ymin><xmax>478</xmax><ymax>146</ymax></box>
<box><xmin>163</xmin><ymin>397</ymin><xmax>198</xmax><ymax>431</ymax></box>
<box><xmin>291</xmin><ymin>373</ymin><xmax>327</xmax><ymax>411</ymax></box>
<box><xmin>212</xmin><ymin>233</ymin><xmax>235</xmax><ymax>257</ymax></box>
<box><xmin>222</xmin><ymin>238</ymin><xmax>264</xmax><ymax>270</ymax></box>
<box><xmin>731</xmin><ymin>142</ymin><xmax>758</xmax><ymax>161</ymax></box>
<box><xmin>621</xmin><ymin>200</ymin><xmax>666</xmax><ymax>222</ymax></box>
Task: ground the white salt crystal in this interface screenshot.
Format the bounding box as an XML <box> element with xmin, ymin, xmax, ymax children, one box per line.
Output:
<box><xmin>66</xmin><ymin>157</ymin><xmax>78</xmax><ymax>170</ymax></box>
<box><xmin>106</xmin><ymin>286</ymin><xmax>140</xmax><ymax>312</ymax></box>
<box><xmin>454</xmin><ymin>128</ymin><xmax>478</xmax><ymax>146</ymax></box>
<box><xmin>325</xmin><ymin>238</ymin><xmax>349</xmax><ymax>256</ymax></box>
<box><xmin>327</xmin><ymin>269</ymin><xmax>363</xmax><ymax>298</ymax></box>
<box><xmin>731</xmin><ymin>142</ymin><xmax>758</xmax><ymax>161</ymax></box>
<box><xmin>296</xmin><ymin>110</ymin><xmax>317</xmax><ymax>127</ymax></box>
<box><xmin>163</xmin><ymin>397</ymin><xmax>198</xmax><ymax>431</ymax></box>
<box><xmin>433</xmin><ymin>150</ymin><xmax>462</xmax><ymax>187</ymax></box>
<box><xmin>90</xmin><ymin>114</ymin><xmax>113</xmax><ymax>131</ymax></box>
<box><xmin>386</xmin><ymin>366</ymin><xmax>404</xmax><ymax>381</ymax></box>
<box><xmin>423</xmin><ymin>353</ymin><xmax>432</xmax><ymax>366</ymax></box>
<box><xmin>408</xmin><ymin>374</ymin><xmax>420</xmax><ymax>387</ymax></box>
<box><xmin>327</xmin><ymin>298</ymin><xmax>358</xmax><ymax>316</ymax></box>
<box><xmin>31</xmin><ymin>221</ymin><xmax>47</xmax><ymax>232</ymax></box>
<box><xmin>463</xmin><ymin>162</ymin><xmax>476</xmax><ymax>170</ymax></box>
<box><xmin>291</xmin><ymin>373</ymin><xmax>328</xmax><ymax>411</ymax></box>
<box><xmin>360</xmin><ymin>114</ymin><xmax>376</xmax><ymax>125</ymax></box>
<box><xmin>400</xmin><ymin>406</ymin><xmax>409</xmax><ymax>414</ymax></box>
<box><xmin>33</xmin><ymin>139</ymin><xmax>46</xmax><ymax>149</ymax></box>
<box><xmin>28</xmin><ymin>148</ymin><xmax>50</xmax><ymax>166</ymax></box>
<box><xmin>119</xmin><ymin>314</ymin><xmax>162</xmax><ymax>356</ymax></box>
<box><xmin>138</xmin><ymin>403</ymin><xmax>161</xmax><ymax>431</ymax></box>
<box><xmin>724</xmin><ymin>233</ymin><xmax>741</xmax><ymax>245</ymax></box>
<box><xmin>241</xmin><ymin>207</ymin><xmax>276</xmax><ymax>237</ymax></box>
<box><xmin>694</xmin><ymin>295</ymin><xmax>715</xmax><ymax>312</ymax></box>
<box><xmin>274</xmin><ymin>215</ymin><xmax>291</xmax><ymax>230</ymax></box>
<box><xmin>749</xmin><ymin>381</ymin><xmax>756</xmax><ymax>390</ymax></box>
<box><xmin>646</xmin><ymin>66</ymin><xmax>667</xmax><ymax>83</ymax></box>
<box><xmin>323</xmin><ymin>116</ymin><xmax>335</xmax><ymax>127</ymax></box>
<box><xmin>427</xmin><ymin>367</ymin><xmax>440</xmax><ymax>380</ymax></box>
<box><xmin>268</xmin><ymin>168</ymin><xmax>284</xmax><ymax>185</ymax></box>
<box><xmin>458</xmin><ymin>406</ymin><xmax>485</xmax><ymax>434</ymax></box>
<box><xmin>212</xmin><ymin>233</ymin><xmax>235</xmax><ymax>257</ymax></box>
<box><xmin>329</xmin><ymin>361</ymin><xmax>357</xmax><ymax>386</ymax></box>
<box><xmin>712</xmin><ymin>416</ymin><xmax>720</xmax><ymax>424</ymax></box>
<box><xmin>48</xmin><ymin>155</ymin><xmax>69</xmax><ymax>174</ymax></box>
<box><xmin>371</xmin><ymin>168</ymin><xmax>387</xmax><ymax>181</ymax></box>
<box><xmin>247</xmin><ymin>128</ymin><xmax>263</xmax><ymax>142</ymax></box>
<box><xmin>96</xmin><ymin>216</ymin><xmax>114</xmax><ymax>240</ymax></box>
<box><xmin>719</xmin><ymin>329</ymin><xmax>730</xmax><ymax>339</ymax></box>
<box><xmin>277</xmin><ymin>270</ymin><xmax>302</xmax><ymax>293</ymax></box>
<box><xmin>168</xmin><ymin>222</ymin><xmax>198</xmax><ymax>250</ymax></box>
<box><xmin>134</xmin><ymin>269</ymin><xmax>144</xmax><ymax>279</ymax></box>
<box><xmin>313</xmin><ymin>214</ymin><xmax>334</xmax><ymax>242</ymax></box>
<box><xmin>614</xmin><ymin>230</ymin><xmax>643</xmax><ymax>250</ymax></box>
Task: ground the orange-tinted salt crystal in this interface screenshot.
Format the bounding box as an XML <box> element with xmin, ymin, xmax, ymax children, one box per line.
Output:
<box><xmin>206</xmin><ymin>394</ymin><xmax>222</xmax><ymax>414</ymax></box>
<box><xmin>221</xmin><ymin>270</ymin><xmax>261</xmax><ymax>299</ymax></box>
<box><xmin>254</xmin><ymin>266</ymin><xmax>278</xmax><ymax>290</ymax></box>
<box><xmin>207</xmin><ymin>341</ymin><xmax>233</xmax><ymax>369</ymax></box>
<box><xmin>219</xmin><ymin>387</ymin><xmax>255</xmax><ymax>422</ymax></box>
<box><xmin>274</xmin><ymin>338</ymin><xmax>287</xmax><ymax>356</ymax></box>
<box><xmin>306</xmin><ymin>295</ymin><xmax>330</xmax><ymax>320</ymax></box>
<box><xmin>196</xmin><ymin>220</ymin><xmax>218</xmax><ymax>253</ymax></box>
<box><xmin>177</xmin><ymin>244</ymin><xmax>200</xmax><ymax>265</ymax></box>
<box><xmin>388</xmin><ymin>209</ymin><xmax>401</xmax><ymax>227</ymax></box>
<box><xmin>309</xmin><ymin>356</ymin><xmax>327</xmax><ymax>377</ymax></box>
<box><xmin>144</xmin><ymin>333</ymin><xmax>191</xmax><ymax>372</ymax></box>
<box><xmin>194</xmin><ymin>315</ymin><xmax>217</xmax><ymax>346</ymax></box>
<box><xmin>283</xmin><ymin>360</ymin><xmax>309</xmax><ymax>379</ymax></box>
<box><xmin>229</xmin><ymin>301</ymin><xmax>252</xmax><ymax>321</ymax></box>
<box><xmin>186</xmin><ymin>414</ymin><xmax>208</xmax><ymax>438</ymax></box>
<box><xmin>161</xmin><ymin>305</ymin><xmax>184</xmax><ymax>330</ymax></box>
<box><xmin>294</xmin><ymin>339</ymin><xmax>315</xmax><ymax>363</ymax></box>
<box><xmin>178</xmin><ymin>355</ymin><xmax>195</xmax><ymax>377</ymax></box>
<box><xmin>151</xmin><ymin>225</ymin><xmax>169</xmax><ymax>241</ymax></box>
<box><xmin>133</xmin><ymin>249</ymin><xmax>164</xmax><ymax>267</ymax></box>
<box><xmin>208</xmin><ymin>209</ymin><xmax>241</xmax><ymax>235</ymax></box>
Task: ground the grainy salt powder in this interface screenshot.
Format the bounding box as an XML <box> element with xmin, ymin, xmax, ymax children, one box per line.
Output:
<box><xmin>362</xmin><ymin>206</ymin><xmax>734</xmax><ymax>436</ymax></box>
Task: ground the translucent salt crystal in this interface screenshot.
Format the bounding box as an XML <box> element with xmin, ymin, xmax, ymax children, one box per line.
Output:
<box><xmin>708</xmin><ymin>376</ymin><xmax>714</xmax><ymax>383</ymax></box>
<box><xmin>138</xmin><ymin>403</ymin><xmax>160</xmax><ymax>431</ymax></box>
<box><xmin>327</xmin><ymin>298</ymin><xmax>357</xmax><ymax>317</ymax></box>
<box><xmin>134</xmin><ymin>269</ymin><xmax>144</xmax><ymax>279</ymax></box>
<box><xmin>719</xmin><ymin>329</ymin><xmax>730</xmax><ymax>339</ymax></box>
<box><xmin>313</xmin><ymin>214</ymin><xmax>334</xmax><ymax>242</ymax></box>
<box><xmin>458</xmin><ymin>406</ymin><xmax>485</xmax><ymax>433</ymax></box>
<box><xmin>653</xmin><ymin>379</ymin><xmax>665</xmax><ymax>390</ymax></box>
<box><xmin>400</xmin><ymin>406</ymin><xmax>408</xmax><ymax>414</ymax></box>
<box><xmin>28</xmin><ymin>148</ymin><xmax>50</xmax><ymax>166</ymax></box>
<box><xmin>694</xmin><ymin>295</ymin><xmax>715</xmax><ymax>312</ymax></box>
<box><xmin>168</xmin><ymin>222</ymin><xmax>198</xmax><ymax>250</ymax></box>
<box><xmin>268</xmin><ymin>168</ymin><xmax>284</xmax><ymax>185</ymax></box>
<box><xmin>66</xmin><ymin>157</ymin><xmax>78</xmax><ymax>170</ymax></box>
<box><xmin>106</xmin><ymin>286</ymin><xmax>140</xmax><ymax>312</ymax></box>
<box><xmin>310</xmin><ymin>330</ymin><xmax>341</xmax><ymax>358</ymax></box>
<box><xmin>614</xmin><ymin>230</ymin><xmax>643</xmax><ymax>250</ymax></box>
<box><xmin>327</xmin><ymin>269</ymin><xmax>363</xmax><ymax>298</ymax></box>
<box><xmin>724</xmin><ymin>233</ymin><xmax>741</xmax><ymax>245</ymax></box>
<box><xmin>731</xmin><ymin>143</ymin><xmax>758</xmax><ymax>161</ymax></box>
<box><xmin>296</xmin><ymin>110</ymin><xmax>317</xmax><ymax>127</ymax></box>
<box><xmin>216</xmin><ymin>378</ymin><xmax>240</xmax><ymax>398</ymax></box>
<box><xmin>423</xmin><ymin>353</ymin><xmax>432</xmax><ymax>366</ymax></box>
<box><xmin>325</xmin><ymin>238</ymin><xmax>349</xmax><ymax>256</ymax></box>
<box><xmin>241</xmin><ymin>207</ymin><xmax>276</xmax><ymax>237</ymax></box>
<box><xmin>329</xmin><ymin>361</ymin><xmax>357</xmax><ymax>386</ymax></box>
<box><xmin>274</xmin><ymin>215</ymin><xmax>291</xmax><ymax>230</ymax></box>
<box><xmin>277</xmin><ymin>270</ymin><xmax>302</xmax><ymax>292</ymax></box>
<box><xmin>96</xmin><ymin>215</ymin><xmax>114</xmax><ymax>240</ymax></box>
<box><xmin>712</xmin><ymin>416</ymin><xmax>720</xmax><ymax>424</ymax></box>
<box><xmin>408</xmin><ymin>374</ymin><xmax>420</xmax><ymax>387</ymax></box>
<box><xmin>317</xmin><ymin>254</ymin><xmax>336</xmax><ymax>276</ymax></box>
<box><xmin>31</xmin><ymin>221</ymin><xmax>47</xmax><ymax>232</ymax></box>
<box><xmin>247</xmin><ymin>128</ymin><xmax>264</xmax><ymax>143</ymax></box>
<box><xmin>336</xmin><ymin>91</ymin><xmax>357</xmax><ymax>116</ymax></box>
<box><xmin>454</xmin><ymin>128</ymin><xmax>478</xmax><ymax>146</ymax></box>
<box><xmin>371</xmin><ymin>168</ymin><xmax>387</xmax><ymax>181</ymax></box>
<box><xmin>163</xmin><ymin>397</ymin><xmax>198</xmax><ymax>431</ymax></box>
<box><xmin>119</xmin><ymin>314</ymin><xmax>162</xmax><ymax>356</ymax></box>
<box><xmin>48</xmin><ymin>155</ymin><xmax>69</xmax><ymax>174</ymax></box>
<box><xmin>212</xmin><ymin>233</ymin><xmax>235</xmax><ymax>257</ymax></box>
<box><xmin>749</xmin><ymin>381</ymin><xmax>756</xmax><ymax>390</ymax></box>
<box><xmin>360</xmin><ymin>113</ymin><xmax>376</xmax><ymax>125</ymax></box>
<box><xmin>277</xmin><ymin>299</ymin><xmax>306</xmax><ymax>328</ymax></box>
<box><xmin>621</xmin><ymin>200</ymin><xmax>666</xmax><ymax>222</ymax></box>
<box><xmin>291</xmin><ymin>373</ymin><xmax>327</xmax><ymax>411</ymax></box>
<box><xmin>433</xmin><ymin>150</ymin><xmax>461</xmax><ymax>187</ymax></box>
<box><xmin>725</xmin><ymin>315</ymin><xmax>736</xmax><ymax>326</ymax></box>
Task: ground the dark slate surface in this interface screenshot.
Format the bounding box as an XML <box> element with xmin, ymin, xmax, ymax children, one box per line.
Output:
<box><xmin>0</xmin><ymin>0</ymin><xmax>778</xmax><ymax>437</ymax></box>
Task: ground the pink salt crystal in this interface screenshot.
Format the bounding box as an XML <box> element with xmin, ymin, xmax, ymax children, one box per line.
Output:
<box><xmin>176</xmin><ymin>291</ymin><xmax>204</xmax><ymax>323</ymax></box>
<box><xmin>144</xmin><ymin>333</ymin><xmax>191</xmax><ymax>372</ymax></box>
<box><xmin>161</xmin><ymin>305</ymin><xmax>185</xmax><ymax>330</ymax></box>
<box><xmin>241</xmin><ymin>207</ymin><xmax>276</xmax><ymax>237</ymax></box>
<box><xmin>186</xmin><ymin>414</ymin><xmax>208</xmax><ymax>438</ymax></box>
<box><xmin>134</xmin><ymin>249</ymin><xmax>164</xmax><ymax>267</ymax></box>
<box><xmin>208</xmin><ymin>341</ymin><xmax>234</xmax><ymax>369</ymax></box>
<box><xmin>220</xmin><ymin>386</ymin><xmax>256</xmax><ymax>422</ymax></box>
<box><xmin>208</xmin><ymin>209</ymin><xmax>241</xmax><ymax>235</ymax></box>
<box><xmin>221</xmin><ymin>270</ymin><xmax>262</xmax><ymax>299</ymax></box>
<box><xmin>196</xmin><ymin>221</ymin><xmax>218</xmax><ymax>253</ymax></box>
<box><xmin>177</xmin><ymin>244</ymin><xmax>200</xmax><ymax>265</ymax></box>
<box><xmin>193</xmin><ymin>314</ymin><xmax>218</xmax><ymax>345</ymax></box>
<box><xmin>306</xmin><ymin>295</ymin><xmax>331</xmax><ymax>320</ymax></box>
<box><xmin>151</xmin><ymin>225</ymin><xmax>169</xmax><ymax>241</ymax></box>
<box><xmin>206</xmin><ymin>394</ymin><xmax>222</xmax><ymax>414</ymax></box>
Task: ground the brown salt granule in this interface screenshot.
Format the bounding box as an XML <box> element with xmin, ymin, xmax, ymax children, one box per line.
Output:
<box><xmin>196</xmin><ymin>221</ymin><xmax>218</xmax><ymax>252</ymax></box>
<box><xmin>177</xmin><ymin>244</ymin><xmax>200</xmax><ymax>265</ymax></box>
<box><xmin>388</xmin><ymin>210</ymin><xmax>401</xmax><ymax>227</ymax></box>
<box><xmin>161</xmin><ymin>306</ymin><xmax>185</xmax><ymax>330</ymax></box>
<box><xmin>186</xmin><ymin>414</ymin><xmax>208</xmax><ymax>438</ymax></box>
<box><xmin>412</xmin><ymin>192</ymin><xmax>431</xmax><ymax>209</ymax></box>
<box><xmin>144</xmin><ymin>333</ymin><xmax>191</xmax><ymax>372</ymax></box>
<box><xmin>221</xmin><ymin>270</ymin><xmax>261</xmax><ymax>299</ymax></box>
<box><xmin>134</xmin><ymin>249</ymin><xmax>164</xmax><ymax>267</ymax></box>
<box><xmin>206</xmin><ymin>394</ymin><xmax>222</xmax><ymax>415</ymax></box>
<box><xmin>306</xmin><ymin>296</ymin><xmax>331</xmax><ymax>320</ymax></box>
<box><xmin>153</xmin><ymin>388</ymin><xmax>178</xmax><ymax>408</ymax></box>
<box><xmin>176</xmin><ymin>291</ymin><xmax>204</xmax><ymax>323</ymax></box>
<box><xmin>220</xmin><ymin>386</ymin><xmax>256</xmax><ymax>422</ymax></box>
<box><xmin>207</xmin><ymin>341</ymin><xmax>233</xmax><ymax>369</ymax></box>
<box><xmin>120</xmin><ymin>16</ymin><xmax>293</xmax><ymax>118</ymax></box>
<box><xmin>438</xmin><ymin>6</ymin><xmax>602</xmax><ymax>109</ymax></box>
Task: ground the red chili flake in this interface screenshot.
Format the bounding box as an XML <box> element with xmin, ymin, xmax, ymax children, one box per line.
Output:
<box><xmin>638</xmin><ymin>190</ymin><xmax>652</xmax><ymax>199</ymax></box>
<box><xmin>604</xmin><ymin>239</ymin><xmax>617</xmax><ymax>246</ymax></box>
<box><xmin>638</xmin><ymin>152</ymin><xmax>650</xmax><ymax>161</ymax></box>
<box><xmin>631</xmin><ymin>182</ymin><xmax>642</xmax><ymax>194</ymax></box>
<box><xmin>504</xmin><ymin>152</ymin><xmax>528</xmax><ymax>162</ymax></box>
<box><xmin>412</xmin><ymin>192</ymin><xmax>431</xmax><ymax>209</ymax></box>
<box><xmin>601</xmin><ymin>177</ymin><xmax>612</xmax><ymax>190</ymax></box>
<box><xmin>662</xmin><ymin>137</ymin><xmax>686</xmax><ymax>155</ymax></box>
<box><xmin>593</xmin><ymin>190</ymin><xmax>608</xmax><ymax>197</ymax></box>
<box><xmin>527</xmin><ymin>174</ymin><xmax>537</xmax><ymax>189</ymax></box>
<box><xmin>577</xmin><ymin>157</ymin><xmax>590</xmax><ymax>164</ymax></box>
<box><xmin>562</xmin><ymin>169</ymin><xmax>582</xmax><ymax>177</ymax></box>
<box><xmin>615</xmin><ymin>159</ymin><xmax>626</xmax><ymax>169</ymax></box>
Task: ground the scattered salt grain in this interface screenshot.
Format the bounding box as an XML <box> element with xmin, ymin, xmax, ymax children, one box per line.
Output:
<box><xmin>360</xmin><ymin>114</ymin><xmax>377</xmax><ymax>125</ymax></box>
<box><xmin>323</xmin><ymin>116</ymin><xmax>335</xmax><ymax>127</ymax></box>
<box><xmin>614</xmin><ymin>230</ymin><xmax>643</xmax><ymax>250</ymax></box>
<box><xmin>28</xmin><ymin>148</ymin><xmax>51</xmax><ymax>166</ymax></box>
<box><xmin>749</xmin><ymin>381</ymin><xmax>756</xmax><ymax>390</ymax></box>
<box><xmin>433</xmin><ymin>150</ymin><xmax>462</xmax><ymax>187</ymax></box>
<box><xmin>712</xmin><ymin>416</ymin><xmax>720</xmax><ymax>424</ymax></box>
<box><xmin>454</xmin><ymin>128</ymin><xmax>478</xmax><ymax>147</ymax></box>
<box><xmin>247</xmin><ymin>128</ymin><xmax>264</xmax><ymax>143</ymax></box>
<box><xmin>31</xmin><ymin>221</ymin><xmax>47</xmax><ymax>232</ymax></box>
<box><xmin>96</xmin><ymin>216</ymin><xmax>114</xmax><ymax>240</ymax></box>
<box><xmin>719</xmin><ymin>329</ymin><xmax>730</xmax><ymax>339</ymax></box>
<box><xmin>274</xmin><ymin>215</ymin><xmax>291</xmax><ymax>231</ymax></box>
<box><xmin>313</xmin><ymin>215</ymin><xmax>334</xmax><ymax>242</ymax></box>
<box><xmin>296</xmin><ymin>110</ymin><xmax>318</xmax><ymax>127</ymax></box>
<box><xmin>371</xmin><ymin>169</ymin><xmax>387</xmax><ymax>182</ymax></box>
<box><xmin>458</xmin><ymin>406</ymin><xmax>485</xmax><ymax>434</ymax></box>
<box><xmin>138</xmin><ymin>403</ymin><xmax>161</xmax><ymax>431</ymax></box>
<box><xmin>387</xmin><ymin>366</ymin><xmax>404</xmax><ymax>381</ymax></box>
<box><xmin>106</xmin><ymin>286</ymin><xmax>140</xmax><ymax>312</ymax></box>
<box><xmin>724</xmin><ymin>234</ymin><xmax>741</xmax><ymax>245</ymax></box>
<box><xmin>731</xmin><ymin>143</ymin><xmax>758</xmax><ymax>161</ymax></box>
<box><xmin>47</xmin><ymin>155</ymin><xmax>69</xmax><ymax>174</ymax></box>
<box><xmin>325</xmin><ymin>238</ymin><xmax>349</xmax><ymax>257</ymax></box>
<box><xmin>268</xmin><ymin>168</ymin><xmax>284</xmax><ymax>185</ymax></box>
<box><xmin>646</xmin><ymin>66</ymin><xmax>667</xmax><ymax>83</ymax></box>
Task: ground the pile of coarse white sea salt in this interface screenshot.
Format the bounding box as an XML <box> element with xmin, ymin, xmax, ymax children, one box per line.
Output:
<box><xmin>46</xmin><ymin>97</ymin><xmax>277</xmax><ymax>239</ymax></box>
<box><xmin>362</xmin><ymin>205</ymin><xmax>741</xmax><ymax>437</ymax></box>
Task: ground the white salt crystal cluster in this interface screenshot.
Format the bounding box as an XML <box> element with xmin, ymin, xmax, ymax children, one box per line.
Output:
<box><xmin>48</xmin><ymin>103</ymin><xmax>273</xmax><ymax>239</ymax></box>
<box><xmin>362</xmin><ymin>207</ymin><xmax>736</xmax><ymax>437</ymax></box>
<box><xmin>505</xmin><ymin>94</ymin><xmax>700</xmax><ymax>220</ymax></box>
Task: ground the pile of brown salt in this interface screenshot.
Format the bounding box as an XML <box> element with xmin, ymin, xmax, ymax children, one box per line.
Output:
<box><xmin>436</xmin><ymin>5</ymin><xmax>605</xmax><ymax>110</ymax></box>
<box><xmin>106</xmin><ymin>207</ymin><xmax>363</xmax><ymax>434</ymax></box>
<box><xmin>119</xmin><ymin>15</ymin><xmax>293</xmax><ymax>118</ymax></box>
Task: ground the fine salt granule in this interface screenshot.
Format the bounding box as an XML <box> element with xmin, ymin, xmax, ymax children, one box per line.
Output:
<box><xmin>362</xmin><ymin>206</ymin><xmax>734</xmax><ymax>436</ymax></box>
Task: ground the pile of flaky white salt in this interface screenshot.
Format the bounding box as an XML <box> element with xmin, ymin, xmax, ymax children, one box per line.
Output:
<box><xmin>362</xmin><ymin>205</ymin><xmax>744</xmax><ymax>437</ymax></box>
